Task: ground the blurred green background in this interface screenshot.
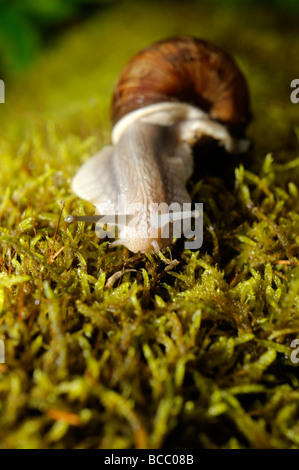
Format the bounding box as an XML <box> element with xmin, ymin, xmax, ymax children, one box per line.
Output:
<box><xmin>0</xmin><ymin>0</ymin><xmax>299</xmax><ymax>77</ymax></box>
<box><xmin>1</xmin><ymin>0</ymin><xmax>298</xmax><ymax>75</ymax></box>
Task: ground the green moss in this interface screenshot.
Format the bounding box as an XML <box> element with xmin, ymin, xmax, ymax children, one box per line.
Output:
<box><xmin>0</xmin><ymin>0</ymin><xmax>298</xmax><ymax>449</ymax></box>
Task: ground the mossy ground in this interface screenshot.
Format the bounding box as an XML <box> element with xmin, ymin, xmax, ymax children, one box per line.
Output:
<box><xmin>0</xmin><ymin>0</ymin><xmax>298</xmax><ymax>449</ymax></box>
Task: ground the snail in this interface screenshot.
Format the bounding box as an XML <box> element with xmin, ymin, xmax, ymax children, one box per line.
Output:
<box><xmin>68</xmin><ymin>35</ymin><xmax>251</xmax><ymax>253</ymax></box>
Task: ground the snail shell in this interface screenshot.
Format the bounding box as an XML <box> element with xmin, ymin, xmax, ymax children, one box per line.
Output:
<box><xmin>112</xmin><ymin>36</ymin><xmax>250</xmax><ymax>134</ymax></box>
<box><xmin>70</xmin><ymin>36</ymin><xmax>251</xmax><ymax>253</ymax></box>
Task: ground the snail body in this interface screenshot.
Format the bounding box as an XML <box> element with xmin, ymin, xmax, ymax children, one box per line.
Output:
<box><xmin>70</xmin><ymin>36</ymin><xmax>251</xmax><ymax>253</ymax></box>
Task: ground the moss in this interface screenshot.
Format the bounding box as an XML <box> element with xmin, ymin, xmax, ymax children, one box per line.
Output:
<box><xmin>0</xmin><ymin>0</ymin><xmax>298</xmax><ymax>449</ymax></box>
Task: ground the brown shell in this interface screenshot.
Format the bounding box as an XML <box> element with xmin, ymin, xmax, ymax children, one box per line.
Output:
<box><xmin>112</xmin><ymin>36</ymin><xmax>251</xmax><ymax>135</ymax></box>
